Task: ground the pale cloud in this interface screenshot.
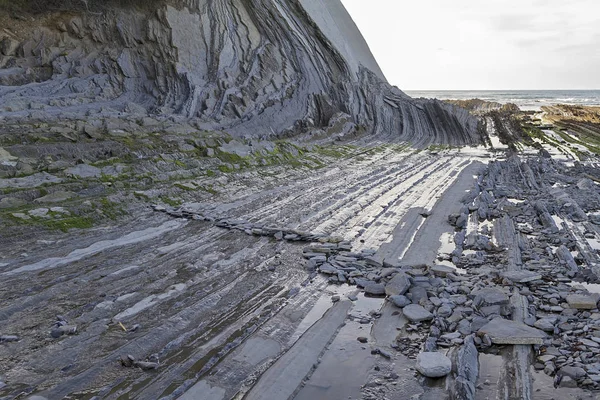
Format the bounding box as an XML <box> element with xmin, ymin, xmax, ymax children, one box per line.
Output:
<box><xmin>340</xmin><ymin>0</ymin><xmax>600</xmax><ymax>90</ymax></box>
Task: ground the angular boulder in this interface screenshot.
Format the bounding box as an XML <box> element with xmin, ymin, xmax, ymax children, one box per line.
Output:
<box><xmin>385</xmin><ymin>272</ymin><xmax>411</xmax><ymax>296</ymax></box>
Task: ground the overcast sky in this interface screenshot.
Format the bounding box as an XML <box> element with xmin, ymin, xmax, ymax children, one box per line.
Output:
<box><xmin>340</xmin><ymin>0</ymin><xmax>600</xmax><ymax>90</ymax></box>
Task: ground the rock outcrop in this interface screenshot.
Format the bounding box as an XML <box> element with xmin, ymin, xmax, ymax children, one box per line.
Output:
<box><xmin>0</xmin><ymin>0</ymin><xmax>482</xmax><ymax>145</ymax></box>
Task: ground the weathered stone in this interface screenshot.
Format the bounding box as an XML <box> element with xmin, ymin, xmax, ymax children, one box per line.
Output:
<box><xmin>559</xmin><ymin>376</ymin><xmax>578</xmax><ymax>388</ymax></box>
<box><xmin>403</xmin><ymin>304</ymin><xmax>433</xmax><ymax>322</ymax></box>
<box><xmin>559</xmin><ymin>366</ymin><xmax>586</xmax><ymax>380</ymax></box>
<box><xmin>65</xmin><ymin>164</ymin><xmax>102</xmax><ymax>178</ymax></box>
<box><xmin>0</xmin><ymin>197</ymin><xmax>25</xmax><ymax>209</ymax></box>
<box><xmin>385</xmin><ymin>272</ymin><xmax>411</xmax><ymax>296</ymax></box>
<box><xmin>364</xmin><ymin>283</ymin><xmax>386</xmax><ymax>296</ymax></box>
<box><xmin>28</xmin><ymin>208</ymin><xmax>50</xmax><ymax>218</ymax></box>
<box><xmin>473</xmin><ymin>288</ymin><xmax>509</xmax><ymax>307</ymax></box>
<box><xmin>500</xmin><ymin>270</ymin><xmax>542</xmax><ymax>283</ymax></box>
<box><xmin>534</xmin><ymin>317</ymin><xmax>558</xmax><ymax>332</ymax></box>
<box><xmin>566</xmin><ymin>294</ymin><xmax>599</xmax><ymax>310</ymax></box>
<box><xmin>319</xmin><ymin>263</ymin><xmax>338</xmax><ymax>275</ymax></box>
<box><xmin>478</xmin><ymin>318</ymin><xmax>547</xmax><ymax>345</ymax></box>
<box><xmin>134</xmin><ymin>361</ymin><xmax>159</xmax><ymax>370</ymax></box>
<box><xmin>431</xmin><ymin>265</ymin><xmax>455</xmax><ymax>277</ymax></box>
<box><xmin>34</xmin><ymin>191</ymin><xmax>77</xmax><ymax>203</ymax></box>
<box><xmin>452</xmin><ymin>336</ymin><xmax>478</xmax><ymax>400</ymax></box>
<box><xmin>50</xmin><ymin>325</ymin><xmax>77</xmax><ymax>338</ymax></box>
<box><xmin>0</xmin><ymin>335</ymin><xmax>20</xmax><ymax>342</ymax></box>
<box><xmin>580</xmin><ymin>338</ymin><xmax>599</xmax><ymax>348</ymax></box>
<box><xmin>416</xmin><ymin>352</ymin><xmax>452</xmax><ymax>378</ymax></box>
<box><xmin>389</xmin><ymin>295</ymin><xmax>411</xmax><ymax>308</ymax></box>
<box><xmin>437</xmin><ymin>304</ymin><xmax>453</xmax><ymax>318</ymax></box>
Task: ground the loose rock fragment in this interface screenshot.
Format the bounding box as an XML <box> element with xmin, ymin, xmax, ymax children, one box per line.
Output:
<box><xmin>403</xmin><ymin>304</ymin><xmax>433</xmax><ymax>322</ymax></box>
<box><xmin>566</xmin><ymin>294</ymin><xmax>599</xmax><ymax>310</ymax></box>
<box><xmin>478</xmin><ymin>318</ymin><xmax>546</xmax><ymax>345</ymax></box>
<box><xmin>416</xmin><ymin>352</ymin><xmax>452</xmax><ymax>378</ymax></box>
<box><xmin>50</xmin><ymin>325</ymin><xmax>77</xmax><ymax>339</ymax></box>
<box><xmin>0</xmin><ymin>335</ymin><xmax>20</xmax><ymax>343</ymax></box>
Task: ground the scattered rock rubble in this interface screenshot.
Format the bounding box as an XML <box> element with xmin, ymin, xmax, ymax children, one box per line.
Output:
<box><xmin>288</xmin><ymin>153</ymin><xmax>600</xmax><ymax>395</ymax></box>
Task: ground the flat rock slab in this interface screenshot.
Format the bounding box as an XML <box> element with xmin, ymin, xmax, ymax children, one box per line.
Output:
<box><xmin>501</xmin><ymin>270</ymin><xmax>542</xmax><ymax>283</ymax></box>
<box><xmin>319</xmin><ymin>263</ymin><xmax>338</xmax><ymax>275</ymax></box>
<box><xmin>478</xmin><ymin>318</ymin><xmax>547</xmax><ymax>345</ymax></box>
<box><xmin>385</xmin><ymin>272</ymin><xmax>411</xmax><ymax>296</ymax></box>
<box><xmin>65</xmin><ymin>164</ymin><xmax>102</xmax><ymax>178</ymax></box>
<box><xmin>244</xmin><ymin>301</ymin><xmax>351</xmax><ymax>400</ymax></box>
<box><xmin>473</xmin><ymin>288</ymin><xmax>509</xmax><ymax>307</ymax></box>
<box><xmin>403</xmin><ymin>304</ymin><xmax>433</xmax><ymax>322</ymax></box>
<box><xmin>431</xmin><ymin>265</ymin><xmax>455</xmax><ymax>277</ymax></box>
<box><xmin>364</xmin><ymin>283</ymin><xmax>385</xmax><ymax>296</ymax></box>
<box><xmin>567</xmin><ymin>294</ymin><xmax>599</xmax><ymax>310</ymax></box>
<box><xmin>416</xmin><ymin>352</ymin><xmax>452</xmax><ymax>378</ymax></box>
<box><xmin>34</xmin><ymin>191</ymin><xmax>77</xmax><ymax>203</ymax></box>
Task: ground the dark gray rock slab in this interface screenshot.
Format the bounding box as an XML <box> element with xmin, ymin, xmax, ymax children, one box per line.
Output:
<box><xmin>416</xmin><ymin>352</ymin><xmax>452</xmax><ymax>378</ymax></box>
<box><xmin>478</xmin><ymin>318</ymin><xmax>547</xmax><ymax>345</ymax></box>
<box><xmin>385</xmin><ymin>272</ymin><xmax>411</xmax><ymax>296</ymax></box>
<box><xmin>403</xmin><ymin>304</ymin><xmax>433</xmax><ymax>322</ymax></box>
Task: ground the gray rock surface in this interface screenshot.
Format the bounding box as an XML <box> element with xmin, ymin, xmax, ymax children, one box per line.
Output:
<box><xmin>566</xmin><ymin>294</ymin><xmax>599</xmax><ymax>310</ymax></box>
<box><xmin>389</xmin><ymin>295</ymin><xmax>411</xmax><ymax>308</ymax></box>
<box><xmin>478</xmin><ymin>318</ymin><xmax>547</xmax><ymax>345</ymax></box>
<box><xmin>364</xmin><ymin>282</ymin><xmax>386</xmax><ymax>296</ymax></box>
<box><xmin>403</xmin><ymin>304</ymin><xmax>433</xmax><ymax>322</ymax></box>
<box><xmin>0</xmin><ymin>0</ymin><xmax>480</xmax><ymax>146</ymax></box>
<box><xmin>415</xmin><ymin>352</ymin><xmax>452</xmax><ymax>378</ymax></box>
<box><xmin>473</xmin><ymin>288</ymin><xmax>509</xmax><ymax>307</ymax></box>
<box><xmin>385</xmin><ymin>272</ymin><xmax>411</xmax><ymax>296</ymax></box>
<box><xmin>500</xmin><ymin>270</ymin><xmax>542</xmax><ymax>283</ymax></box>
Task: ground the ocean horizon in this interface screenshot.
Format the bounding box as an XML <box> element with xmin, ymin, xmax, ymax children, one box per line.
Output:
<box><xmin>404</xmin><ymin>90</ymin><xmax>600</xmax><ymax>111</ymax></box>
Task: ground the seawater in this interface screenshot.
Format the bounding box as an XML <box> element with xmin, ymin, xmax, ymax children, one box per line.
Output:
<box><xmin>404</xmin><ymin>90</ymin><xmax>600</xmax><ymax>111</ymax></box>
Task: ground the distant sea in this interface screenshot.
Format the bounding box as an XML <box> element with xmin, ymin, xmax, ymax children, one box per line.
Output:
<box><xmin>404</xmin><ymin>90</ymin><xmax>600</xmax><ymax>111</ymax></box>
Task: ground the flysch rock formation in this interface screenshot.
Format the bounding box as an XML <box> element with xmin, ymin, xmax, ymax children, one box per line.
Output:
<box><xmin>5</xmin><ymin>2</ymin><xmax>600</xmax><ymax>400</ymax></box>
<box><xmin>0</xmin><ymin>0</ymin><xmax>481</xmax><ymax>146</ymax></box>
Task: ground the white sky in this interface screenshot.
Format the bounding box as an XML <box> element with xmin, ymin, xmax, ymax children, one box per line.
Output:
<box><xmin>340</xmin><ymin>0</ymin><xmax>600</xmax><ymax>90</ymax></box>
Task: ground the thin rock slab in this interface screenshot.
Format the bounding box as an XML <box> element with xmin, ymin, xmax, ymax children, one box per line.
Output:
<box><xmin>430</xmin><ymin>265</ymin><xmax>455</xmax><ymax>278</ymax></box>
<box><xmin>473</xmin><ymin>288</ymin><xmax>509</xmax><ymax>307</ymax></box>
<box><xmin>566</xmin><ymin>294</ymin><xmax>599</xmax><ymax>310</ymax></box>
<box><xmin>500</xmin><ymin>270</ymin><xmax>542</xmax><ymax>283</ymax></box>
<box><xmin>364</xmin><ymin>282</ymin><xmax>386</xmax><ymax>296</ymax></box>
<box><xmin>402</xmin><ymin>304</ymin><xmax>433</xmax><ymax>322</ymax></box>
<box><xmin>478</xmin><ymin>318</ymin><xmax>547</xmax><ymax>345</ymax></box>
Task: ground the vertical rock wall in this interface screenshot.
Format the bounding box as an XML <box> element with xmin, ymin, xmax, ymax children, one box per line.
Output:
<box><xmin>0</xmin><ymin>0</ymin><xmax>484</xmax><ymax>145</ymax></box>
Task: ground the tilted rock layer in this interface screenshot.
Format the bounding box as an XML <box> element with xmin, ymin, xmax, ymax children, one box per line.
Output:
<box><xmin>0</xmin><ymin>0</ymin><xmax>481</xmax><ymax>145</ymax></box>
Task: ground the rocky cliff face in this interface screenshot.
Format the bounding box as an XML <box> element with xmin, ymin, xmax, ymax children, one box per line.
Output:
<box><xmin>0</xmin><ymin>0</ymin><xmax>482</xmax><ymax>145</ymax></box>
